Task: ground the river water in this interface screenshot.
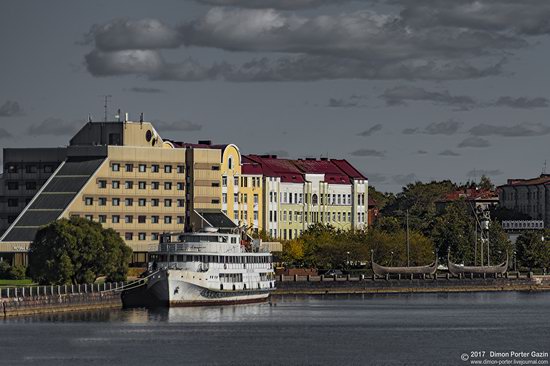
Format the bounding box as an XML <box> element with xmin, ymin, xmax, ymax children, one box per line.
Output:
<box><xmin>1</xmin><ymin>292</ymin><xmax>549</xmax><ymax>366</ymax></box>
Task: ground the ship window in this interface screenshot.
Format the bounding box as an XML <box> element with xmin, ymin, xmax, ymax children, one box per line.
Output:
<box><xmin>177</xmin><ymin>255</ymin><xmax>183</xmax><ymax>262</ymax></box>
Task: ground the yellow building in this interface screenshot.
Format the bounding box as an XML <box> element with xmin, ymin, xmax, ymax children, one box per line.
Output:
<box><xmin>0</xmin><ymin>121</ymin><xmax>230</xmax><ymax>265</ymax></box>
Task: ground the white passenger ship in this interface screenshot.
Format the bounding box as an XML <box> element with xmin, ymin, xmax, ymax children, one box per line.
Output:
<box><xmin>142</xmin><ymin>228</ymin><xmax>275</xmax><ymax>306</ymax></box>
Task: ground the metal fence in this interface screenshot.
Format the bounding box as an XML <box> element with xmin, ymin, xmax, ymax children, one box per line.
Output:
<box><xmin>0</xmin><ymin>282</ymin><xmax>127</xmax><ymax>299</ymax></box>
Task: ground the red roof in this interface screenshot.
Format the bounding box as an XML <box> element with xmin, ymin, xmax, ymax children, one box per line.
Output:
<box><xmin>438</xmin><ymin>188</ymin><xmax>498</xmax><ymax>202</ymax></box>
<box><xmin>502</xmin><ymin>175</ymin><xmax>550</xmax><ymax>187</ymax></box>
<box><xmin>244</xmin><ymin>155</ymin><xmax>365</xmax><ymax>184</ymax></box>
<box><xmin>241</xmin><ymin>162</ymin><xmax>263</xmax><ymax>175</ymax></box>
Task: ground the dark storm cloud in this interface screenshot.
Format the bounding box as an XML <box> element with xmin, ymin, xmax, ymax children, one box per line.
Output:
<box><xmin>193</xmin><ymin>0</ymin><xmax>350</xmax><ymax>9</ymax></box>
<box><xmin>397</xmin><ymin>0</ymin><xmax>550</xmax><ymax>36</ymax></box>
<box><xmin>84</xmin><ymin>19</ymin><xmax>183</xmax><ymax>51</ymax></box>
<box><xmin>28</xmin><ymin>118</ymin><xmax>82</xmax><ymax>136</ymax></box>
<box><xmin>154</xmin><ymin>120</ymin><xmax>203</xmax><ymax>132</ymax></box>
<box><xmin>466</xmin><ymin>169</ymin><xmax>503</xmax><ymax>177</ymax></box>
<box><xmin>327</xmin><ymin>98</ymin><xmax>359</xmax><ymax>108</ymax></box>
<box><xmin>264</xmin><ymin>149</ymin><xmax>289</xmax><ymax>157</ymax></box>
<box><xmin>492</xmin><ymin>96</ymin><xmax>549</xmax><ymax>109</ymax></box>
<box><xmin>392</xmin><ymin>173</ymin><xmax>417</xmax><ymax>185</ymax></box>
<box><xmin>0</xmin><ymin>128</ymin><xmax>12</xmax><ymax>139</ymax></box>
<box><xmin>350</xmin><ymin>149</ymin><xmax>386</xmax><ymax>157</ymax></box>
<box><xmin>457</xmin><ymin>136</ymin><xmax>491</xmax><ymax>148</ymax></box>
<box><xmin>439</xmin><ymin>150</ymin><xmax>460</xmax><ymax>156</ymax></box>
<box><xmin>0</xmin><ymin>100</ymin><xmax>24</xmax><ymax>117</ymax></box>
<box><xmin>127</xmin><ymin>87</ymin><xmax>165</xmax><ymax>93</ymax></box>
<box><xmin>84</xmin><ymin>4</ymin><xmax>525</xmax><ymax>82</ymax></box>
<box><xmin>357</xmin><ymin>124</ymin><xmax>382</xmax><ymax>137</ymax></box>
<box><xmin>468</xmin><ymin>122</ymin><xmax>550</xmax><ymax>137</ymax></box>
<box><xmin>380</xmin><ymin>85</ymin><xmax>478</xmax><ymax>110</ymax></box>
<box><xmin>366</xmin><ymin>173</ymin><xmax>387</xmax><ymax>184</ymax></box>
<box><xmin>402</xmin><ymin>120</ymin><xmax>462</xmax><ymax>135</ymax></box>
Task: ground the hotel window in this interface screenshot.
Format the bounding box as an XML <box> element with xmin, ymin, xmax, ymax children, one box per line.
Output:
<box><xmin>177</xmin><ymin>216</ymin><xmax>184</xmax><ymax>224</ymax></box>
<box><xmin>98</xmin><ymin>180</ymin><xmax>107</xmax><ymax>189</ymax></box>
<box><xmin>244</xmin><ymin>211</ymin><xmax>247</xmax><ymax>220</ymax></box>
<box><xmin>222</xmin><ymin>193</ymin><xmax>227</xmax><ymax>204</ymax></box>
<box><xmin>112</xmin><ymin>180</ymin><xmax>120</xmax><ymax>189</ymax></box>
<box><xmin>98</xmin><ymin>215</ymin><xmax>107</xmax><ymax>223</ymax></box>
<box><xmin>254</xmin><ymin>211</ymin><xmax>258</xmax><ymax>221</ymax></box>
<box><xmin>228</xmin><ymin>157</ymin><xmax>233</xmax><ymax>169</ymax></box>
<box><xmin>177</xmin><ymin>182</ymin><xmax>184</xmax><ymax>190</ymax></box>
<box><xmin>112</xmin><ymin>215</ymin><xmax>120</xmax><ymax>223</ymax></box>
<box><xmin>164</xmin><ymin>199</ymin><xmax>172</xmax><ymax>207</ymax></box>
<box><xmin>289</xmin><ymin>210</ymin><xmax>293</xmax><ymax>222</ymax></box>
<box><xmin>338</xmin><ymin>212</ymin><xmax>341</xmax><ymax>221</ymax></box>
<box><xmin>151</xmin><ymin>181</ymin><xmax>160</xmax><ymax>190</ymax></box>
<box><xmin>112</xmin><ymin>198</ymin><xmax>120</xmax><ymax>206</ymax></box>
<box><xmin>283</xmin><ymin>192</ymin><xmax>287</xmax><ymax>203</ymax></box>
<box><xmin>348</xmin><ymin>212</ymin><xmax>351</xmax><ymax>221</ymax></box>
<box><xmin>164</xmin><ymin>216</ymin><xmax>172</xmax><ymax>224</ymax></box>
<box><xmin>125</xmin><ymin>164</ymin><xmax>133</xmax><ymax>172</ymax></box>
<box><xmin>222</xmin><ymin>176</ymin><xmax>227</xmax><ymax>187</ymax></box>
<box><xmin>85</xmin><ymin>215</ymin><xmax>93</xmax><ymax>221</ymax></box>
<box><xmin>151</xmin><ymin>215</ymin><xmax>159</xmax><ymax>224</ymax></box>
<box><xmin>152</xmin><ymin>199</ymin><xmax>159</xmax><ymax>207</ymax></box>
<box><xmin>138</xmin><ymin>181</ymin><xmax>146</xmax><ymax>189</ymax></box>
<box><xmin>151</xmin><ymin>233</ymin><xmax>159</xmax><ymax>240</ymax></box>
<box><xmin>138</xmin><ymin>215</ymin><xmax>146</xmax><ymax>224</ymax></box>
<box><xmin>234</xmin><ymin>176</ymin><xmax>239</xmax><ymax>186</ymax></box>
<box><xmin>85</xmin><ymin>197</ymin><xmax>93</xmax><ymax>206</ymax></box>
<box><xmin>125</xmin><ymin>232</ymin><xmax>133</xmax><ymax>241</ymax></box>
<box><xmin>234</xmin><ymin>194</ymin><xmax>238</xmax><ymax>204</ymax></box>
<box><xmin>7</xmin><ymin>182</ymin><xmax>19</xmax><ymax>190</ymax></box>
<box><xmin>99</xmin><ymin>197</ymin><xmax>107</xmax><ymax>206</ymax></box>
<box><xmin>177</xmin><ymin>199</ymin><xmax>185</xmax><ymax>207</ymax></box>
<box><xmin>289</xmin><ymin>193</ymin><xmax>293</xmax><ymax>204</ymax></box>
<box><xmin>347</xmin><ymin>194</ymin><xmax>351</xmax><ymax>205</ymax></box>
<box><xmin>332</xmin><ymin>212</ymin><xmax>336</xmax><ymax>221</ymax></box>
<box><xmin>151</xmin><ymin>164</ymin><xmax>159</xmax><ymax>173</ymax></box>
<box><xmin>139</xmin><ymin>198</ymin><xmax>146</xmax><ymax>206</ymax></box>
<box><xmin>165</xmin><ymin>165</ymin><xmax>172</xmax><ymax>173</ymax></box>
<box><xmin>26</xmin><ymin>182</ymin><xmax>37</xmax><ymax>190</ymax></box>
<box><xmin>254</xmin><ymin>194</ymin><xmax>258</xmax><ymax>204</ymax></box>
<box><xmin>138</xmin><ymin>232</ymin><xmax>146</xmax><ymax>241</ymax></box>
<box><xmin>125</xmin><ymin>181</ymin><xmax>133</xmax><ymax>189</ymax></box>
<box><xmin>234</xmin><ymin>210</ymin><xmax>239</xmax><ymax>219</ymax></box>
<box><xmin>212</xmin><ymin>198</ymin><xmax>220</xmax><ymax>204</ymax></box>
<box><xmin>125</xmin><ymin>198</ymin><xmax>133</xmax><ymax>207</ymax></box>
<box><xmin>212</xmin><ymin>181</ymin><xmax>220</xmax><ymax>187</ymax></box>
<box><xmin>177</xmin><ymin>165</ymin><xmax>185</xmax><ymax>174</ymax></box>
<box><xmin>164</xmin><ymin>182</ymin><xmax>172</xmax><ymax>190</ymax></box>
<box><xmin>139</xmin><ymin>164</ymin><xmax>146</xmax><ymax>172</ymax></box>
<box><xmin>299</xmin><ymin>193</ymin><xmax>303</xmax><ymax>204</ymax></box>
<box><xmin>243</xmin><ymin>194</ymin><xmax>248</xmax><ymax>203</ymax></box>
<box><xmin>7</xmin><ymin>199</ymin><xmax>18</xmax><ymax>207</ymax></box>
<box><xmin>112</xmin><ymin>163</ymin><xmax>120</xmax><ymax>172</ymax></box>
<box><xmin>125</xmin><ymin>215</ymin><xmax>133</xmax><ymax>223</ymax></box>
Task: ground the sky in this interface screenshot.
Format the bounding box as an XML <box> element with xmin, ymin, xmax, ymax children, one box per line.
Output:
<box><xmin>1</xmin><ymin>0</ymin><xmax>550</xmax><ymax>192</ymax></box>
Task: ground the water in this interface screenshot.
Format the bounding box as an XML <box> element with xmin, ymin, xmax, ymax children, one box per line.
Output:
<box><xmin>1</xmin><ymin>292</ymin><xmax>549</xmax><ymax>366</ymax></box>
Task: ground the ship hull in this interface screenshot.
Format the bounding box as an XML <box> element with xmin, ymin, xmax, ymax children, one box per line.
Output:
<box><xmin>123</xmin><ymin>269</ymin><xmax>271</xmax><ymax>308</ymax></box>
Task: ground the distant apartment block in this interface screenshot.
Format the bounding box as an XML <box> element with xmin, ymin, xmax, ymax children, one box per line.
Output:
<box><xmin>499</xmin><ymin>174</ymin><xmax>550</xmax><ymax>227</ymax></box>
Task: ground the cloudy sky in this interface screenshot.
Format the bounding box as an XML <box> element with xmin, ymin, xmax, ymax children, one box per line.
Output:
<box><xmin>1</xmin><ymin>0</ymin><xmax>550</xmax><ymax>192</ymax></box>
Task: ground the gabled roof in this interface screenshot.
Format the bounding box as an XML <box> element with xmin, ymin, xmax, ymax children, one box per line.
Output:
<box><xmin>501</xmin><ymin>174</ymin><xmax>550</xmax><ymax>187</ymax></box>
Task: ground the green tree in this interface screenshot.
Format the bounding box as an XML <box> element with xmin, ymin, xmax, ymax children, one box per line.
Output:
<box><xmin>487</xmin><ymin>219</ymin><xmax>513</xmax><ymax>264</ymax></box>
<box><xmin>29</xmin><ymin>217</ymin><xmax>133</xmax><ymax>285</ymax></box>
<box><xmin>478</xmin><ymin>175</ymin><xmax>495</xmax><ymax>191</ymax></box>
<box><xmin>431</xmin><ymin>200</ymin><xmax>475</xmax><ymax>264</ymax></box>
<box><xmin>516</xmin><ymin>230</ymin><xmax>550</xmax><ymax>271</ymax></box>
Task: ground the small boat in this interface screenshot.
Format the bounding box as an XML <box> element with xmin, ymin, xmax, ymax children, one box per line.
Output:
<box><xmin>371</xmin><ymin>252</ymin><xmax>438</xmax><ymax>276</ymax></box>
<box><xmin>447</xmin><ymin>252</ymin><xmax>508</xmax><ymax>276</ymax></box>
<box><xmin>122</xmin><ymin>228</ymin><xmax>275</xmax><ymax>307</ymax></box>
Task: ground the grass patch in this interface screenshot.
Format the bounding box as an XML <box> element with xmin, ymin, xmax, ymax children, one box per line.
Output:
<box><xmin>0</xmin><ymin>279</ymin><xmax>34</xmax><ymax>286</ymax></box>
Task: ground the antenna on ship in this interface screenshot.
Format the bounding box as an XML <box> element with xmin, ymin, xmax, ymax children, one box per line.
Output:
<box><xmin>103</xmin><ymin>95</ymin><xmax>112</xmax><ymax>122</ymax></box>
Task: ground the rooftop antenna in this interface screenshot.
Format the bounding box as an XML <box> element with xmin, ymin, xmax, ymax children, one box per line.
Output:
<box><xmin>88</xmin><ymin>114</ymin><xmax>92</xmax><ymax>123</ymax></box>
<box><xmin>116</xmin><ymin>108</ymin><xmax>121</xmax><ymax>122</ymax></box>
<box><xmin>140</xmin><ymin>112</ymin><xmax>144</xmax><ymax>124</ymax></box>
<box><xmin>103</xmin><ymin>95</ymin><xmax>112</xmax><ymax>122</ymax></box>
<box><xmin>543</xmin><ymin>160</ymin><xmax>547</xmax><ymax>175</ymax></box>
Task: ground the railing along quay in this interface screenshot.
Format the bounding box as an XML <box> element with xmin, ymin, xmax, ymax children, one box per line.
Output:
<box><xmin>0</xmin><ymin>282</ymin><xmax>129</xmax><ymax>299</ymax></box>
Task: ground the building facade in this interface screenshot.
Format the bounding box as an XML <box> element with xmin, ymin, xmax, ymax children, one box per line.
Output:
<box><xmin>499</xmin><ymin>174</ymin><xmax>550</xmax><ymax>227</ymax></box>
<box><xmin>1</xmin><ymin>121</ymin><xmax>369</xmax><ymax>265</ymax></box>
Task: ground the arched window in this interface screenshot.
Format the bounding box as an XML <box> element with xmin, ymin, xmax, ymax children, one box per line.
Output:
<box><xmin>228</xmin><ymin>156</ymin><xmax>233</xmax><ymax>169</ymax></box>
<box><xmin>312</xmin><ymin>194</ymin><xmax>318</xmax><ymax>206</ymax></box>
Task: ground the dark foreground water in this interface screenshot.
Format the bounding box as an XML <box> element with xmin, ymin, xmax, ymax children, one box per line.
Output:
<box><xmin>1</xmin><ymin>292</ymin><xmax>550</xmax><ymax>366</ymax></box>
